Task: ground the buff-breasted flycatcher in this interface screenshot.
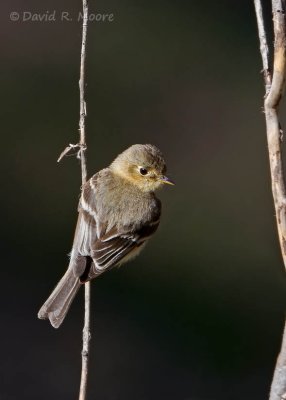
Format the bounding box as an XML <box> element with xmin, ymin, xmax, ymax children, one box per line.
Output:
<box><xmin>38</xmin><ymin>144</ymin><xmax>174</xmax><ymax>328</ymax></box>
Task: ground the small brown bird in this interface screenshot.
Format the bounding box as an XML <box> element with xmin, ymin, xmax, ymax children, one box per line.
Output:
<box><xmin>38</xmin><ymin>144</ymin><xmax>174</xmax><ymax>328</ymax></box>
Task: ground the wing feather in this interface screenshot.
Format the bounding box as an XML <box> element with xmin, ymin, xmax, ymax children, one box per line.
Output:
<box><xmin>71</xmin><ymin>172</ymin><xmax>161</xmax><ymax>280</ymax></box>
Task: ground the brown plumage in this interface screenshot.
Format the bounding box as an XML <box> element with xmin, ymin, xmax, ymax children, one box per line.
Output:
<box><xmin>38</xmin><ymin>144</ymin><xmax>174</xmax><ymax>328</ymax></box>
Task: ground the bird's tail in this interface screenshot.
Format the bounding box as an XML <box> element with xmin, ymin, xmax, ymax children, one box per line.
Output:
<box><xmin>38</xmin><ymin>266</ymin><xmax>82</xmax><ymax>329</ymax></box>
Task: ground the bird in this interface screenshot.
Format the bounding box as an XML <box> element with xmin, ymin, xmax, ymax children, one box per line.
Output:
<box><xmin>38</xmin><ymin>144</ymin><xmax>174</xmax><ymax>328</ymax></box>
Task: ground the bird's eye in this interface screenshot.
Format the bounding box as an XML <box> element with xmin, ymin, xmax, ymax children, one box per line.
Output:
<box><xmin>139</xmin><ymin>167</ymin><xmax>148</xmax><ymax>176</ymax></box>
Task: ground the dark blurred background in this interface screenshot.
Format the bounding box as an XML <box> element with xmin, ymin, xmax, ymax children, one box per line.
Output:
<box><xmin>1</xmin><ymin>0</ymin><xmax>286</xmax><ymax>399</ymax></box>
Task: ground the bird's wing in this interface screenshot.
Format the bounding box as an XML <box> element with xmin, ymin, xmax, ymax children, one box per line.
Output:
<box><xmin>69</xmin><ymin>176</ymin><xmax>100</xmax><ymax>278</ymax></box>
<box><xmin>92</xmin><ymin>228</ymin><xmax>143</xmax><ymax>268</ymax></box>
<box><xmin>89</xmin><ymin>206</ymin><xmax>161</xmax><ymax>274</ymax></box>
<box><xmin>72</xmin><ymin>174</ymin><xmax>161</xmax><ymax>280</ymax></box>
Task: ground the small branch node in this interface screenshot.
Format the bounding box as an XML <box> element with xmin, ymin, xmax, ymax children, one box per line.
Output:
<box><xmin>57</xmin><ymin>143</ymin><xmax>87</xmax><ymax>163</ymax></box>
<box><xmin>57</xmin><ymin>143</ymin><xmax>81</xmax><ymax>162</ymax></box>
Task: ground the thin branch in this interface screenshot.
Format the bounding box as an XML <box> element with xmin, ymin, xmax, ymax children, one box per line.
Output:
<box><xmin>57</xmin><ymin>0</ymin><xmax>90</xmax><ymax>397</ymax></box>
<box><xmin>271</xmin><ymin>323</ymin><xmax>286</xmax><ymax>400</ymax></box>
<box><xmin>78</xmin><ymin>1</ymin><xmax>90</xmax><ymax>400</ymax></box>
<box><xmin>254</xmin><ymin>0</ymin><xmax>272</xmax><ymax>92</ymax></box>
<box><xmin>254</xmin><ymin>1</ymin><xmax>286</xmax><ymax>400</ymax></box>
<box><xmin>263</xmin><ymin>0</ymin><xmax>286</xmax><ymax>268</ymax></box>
<box><xmin>79</xmin><ymin>0</ymin><xmax>88</xmax><ymax>186</ymax></box>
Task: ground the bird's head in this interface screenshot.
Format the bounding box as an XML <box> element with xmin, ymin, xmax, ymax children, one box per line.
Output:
<box><xmin>110</xmin><ymin>144</ymin><xmax>174</xmax><ymax>192</ymax></box>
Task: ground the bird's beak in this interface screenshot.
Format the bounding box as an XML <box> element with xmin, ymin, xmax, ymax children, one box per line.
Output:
<box><xmin>160</xmin><ymin>175</ymin><xmax>175</xmax><ymax>185</ymax></box>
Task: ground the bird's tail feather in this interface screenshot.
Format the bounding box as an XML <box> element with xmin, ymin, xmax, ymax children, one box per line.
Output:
<box><xmin>38</xmin><ymin>267</ymin><xmax>82</xmax><ymax>328</ymax></box>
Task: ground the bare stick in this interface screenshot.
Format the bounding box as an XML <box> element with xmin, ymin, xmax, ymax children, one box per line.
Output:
<box><xmin>79</xmin><ymin>0</ymin><xmax>88</xmax><ymax>185</ymax></box>
<box><xmin>254</xmin><ymin>0</ymin><xmax>272</xmax><ymax>92</ymax></box>
<box><xmin>56</xmin><ymin>0</ymin><xmax>90</xmax><ymax>397</ymax></box>
<box><xmin>254</xmin><ymin>1</ymin><xmax>286</xmax><ymax>399</ymax></box>
<box><xmin>78</xmin><ymin>2</ymin><xmax>90</xmax><ymax>400</ymax></box>
<box><xmin>271</xmin><ymin>323</ymin><xmax>286</xmax><ymax>400</ymax></box>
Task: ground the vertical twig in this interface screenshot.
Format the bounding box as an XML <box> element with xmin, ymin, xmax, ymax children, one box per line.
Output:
<box><xmin>254</xmin><ymin>1</ymin><xmax>286</xmax><ymax>400</ymax></box>
<box><xmin>79</xmin><ymin>0</ymin><xmax>88</xmax><ymax>185</ymax></box>
<box><xmin>254</xmin><ymin>0</ymin><xmax>272</xmax><ymax>92</ymax></box>
<box><xmin>56</xmin><ymin>0</ymin><xmax>90</xmax><ymax>397</ymax></box>
<box><xmin>271</xmin><ymin>323</ymin><xmax>286</xmax><ymax>400</ymax></box>
<box><xmin>78</xmin><ymin>1</ymin><xmax>90</xmax><ymax>400</ymax></box>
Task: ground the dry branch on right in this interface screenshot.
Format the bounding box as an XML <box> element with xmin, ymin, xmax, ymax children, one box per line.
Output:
<box><xmin>254</xmin><ymin>1</ymin><xmax>286</xmax><ymax>400</ymax></box>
